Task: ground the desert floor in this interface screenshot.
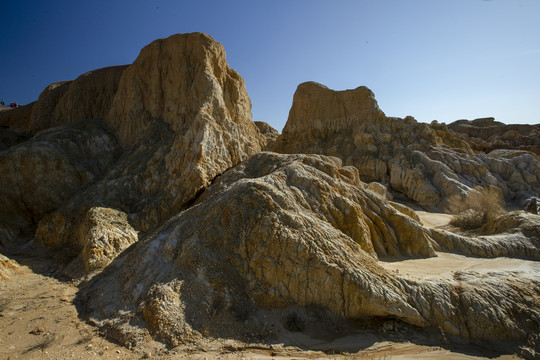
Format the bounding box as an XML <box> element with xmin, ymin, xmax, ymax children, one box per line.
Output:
<box><xmin>0</xmin><ymin>209</ymin><xmax>528</xmax><ymax>359</ymax></box>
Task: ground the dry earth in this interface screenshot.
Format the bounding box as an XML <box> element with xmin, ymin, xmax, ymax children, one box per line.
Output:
<box><xmin>0</xmin><ymin>207</ymin><xmax>527</xmax><ymax>360</ymax></box>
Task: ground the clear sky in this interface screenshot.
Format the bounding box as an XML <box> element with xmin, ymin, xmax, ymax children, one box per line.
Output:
<box><xmin>1</xmin><ymin>0</ymin><xmax>539</xmax><ymax>131</ymax></box>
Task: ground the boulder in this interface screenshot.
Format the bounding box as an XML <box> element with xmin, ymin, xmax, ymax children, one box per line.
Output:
<box><xmin>0</xmin><ymin>253</ymin><xmax>20</xmax><ymax>281</ymax></box>
<box><xmin>36</xmin><ymin>207</ymin><xmax>138</xmax><ymax>274</ymax></box>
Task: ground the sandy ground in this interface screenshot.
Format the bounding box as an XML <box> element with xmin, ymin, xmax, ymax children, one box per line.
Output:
<box><xmin>0</xmin><ymin>208</ymin><xmax>527</xmax><ymax>359</ymax></box>
<box><xmin>381</xmin><ymin>252</ymin><xmax>540</xmax><ymax>282</ymax></box>
<box><xmin>415</xmin><ymin>211</ymin><xmax>453</xmax><ymax>228</ymax></box>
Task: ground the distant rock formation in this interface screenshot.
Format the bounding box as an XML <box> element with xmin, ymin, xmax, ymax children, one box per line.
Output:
<box><xmin>81</xmin><ymin>152</ymin><xmax>540</xmax><ymax>349</ymax></box>
<box><xmin>446</xmin><ymin>117</ymin><xmax>540</xmax><ymax>155</ymax></box>
<box><xmin>273</xmin><ymin>82</ymin><xmax>540</xmax><ymax>212</ymax></box>
<box><xmin>254</xmin><ymin>121</ymin><xmax>279</xmax><ymax>150</ymax></box>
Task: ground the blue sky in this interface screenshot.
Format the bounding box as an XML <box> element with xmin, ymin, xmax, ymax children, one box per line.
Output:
<box><xmin>1</xmin><ymin>0</ymin><xmax>539</xmax><ymax>131</ymax></box>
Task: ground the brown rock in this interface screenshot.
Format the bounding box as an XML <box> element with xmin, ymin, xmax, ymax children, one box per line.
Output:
<box><xmin>447</xmin><ymin>117</ymin><xmax>540</xmax><ymax>155</ymax></box>
<box><xmin>0</xmin><ymin>120</ymin><xmax>120</xmax><ymax>248</ymax></box>
<box><xmin>274</xmin><ymin>82</ymin><xmax>540</xmax><ymax>212</ymax></box>
<box><xmin>81</xmin><ymin>152</ymin><xmax>540</xmax><ymax>350</ymax></box>
<box><xmin>36</xmin><ymin>207</ymin><xmax>138</xmax><ymax>273</ymax></box>
<box><xmin>254</xmin><ymin>121</ymin><xmax>279</xmax><ymax>150</ymax></box>
<box><xmin>35</xmin><ymin>33</ymin><xmax>264</xmax><ymax>270</ymax></box>
<box><xmin>0</xmin><ymin>253</ymin><xmax>20</xmax><ymax>281</ymax></box>
<box><xmin>82</xmin><ymin>152</ymin><xmax>436</xmax><ymax>346</ymax></box>
<box><xmin>0</xmin><ymin>102</ymin><xmax>35</xmax><ymax>132</ymax></box>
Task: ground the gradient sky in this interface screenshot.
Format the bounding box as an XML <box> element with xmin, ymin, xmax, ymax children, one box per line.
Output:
<box><xmin>1</xmin><ymin>0</ymin><xmax>539</xmax><ymax>131</ymax></box>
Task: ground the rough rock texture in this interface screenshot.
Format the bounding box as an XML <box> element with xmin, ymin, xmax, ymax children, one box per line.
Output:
<box><xmin>0</xmin><ymin>103</ymin><xmax>35</xmax><ymax>132</ymax></box>
<box><xmin>80</xmin><ymin>152</ymin><xmax>540</xmax><ymax>352</ymax></box>
<box><xmin>273</xmin><ymin>82</ymin><xmax>540</xmax><ymax>212</ymax></box>
<box><xmin>50</xmin><ymin>66</ymin><xmax>128</xmax><ymax>126</ymax></box>
<box><xmin>36</xmin><ymin>207</ymin><xmax>138</xmax><ymax>274</ymax></box>
<box><xmin>447</xmin><ymin>117</ymin><xmax>540</xmax><ymax>155</ymax></box>
<box><xmin>0</xmin><ymin>120</ymin><xmax>120</xmax><ymax>249</ymax></box>
<box><xmin>0</xmin><ymin>126</ymin><xmax>32</xmax><ymax>150</ymax></box>
<box><xmin>0</xmin><ymin>254</ymin><xmax>20</xmax><ymax>281</ymax></box>
<box><xmin>254</xmin><ymin>121</ymin><xmax>280</xmax><ymax>150</ymax></box>
<box><xmin>0</xmin><ymin>66</ymin><xmax>126</xmax><ymax>134</ymax></box>
<box><xmin>33</xmin><ymin>33</ymin><xmax>264</xmax><ymax>269</ymax></box>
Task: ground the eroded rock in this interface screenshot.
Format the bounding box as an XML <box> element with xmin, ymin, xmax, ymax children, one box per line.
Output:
<box><xmin>80</xmin><ymin>152</ymin><xmax>540</xmax><ymax>352</ymax></box>
<box><xmin>0</xmin><ymin>120</ymin><xmax>120</xmax><ymax>248</ymax></box>
<box><xmin>273</xmin><ymin>82</ymin><xmax>540</xmax><ymax>212</ymax></box>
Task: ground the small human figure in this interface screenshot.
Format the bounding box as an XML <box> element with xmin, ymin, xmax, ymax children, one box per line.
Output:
<box><xmin>0</xmin><ymin>99</ymin><xmax>4</xmax><ymax>107</ymax></box>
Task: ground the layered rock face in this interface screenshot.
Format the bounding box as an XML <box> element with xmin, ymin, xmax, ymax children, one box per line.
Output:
<box><xmin>274</xmin><ymin>82</ymin><xmax>540</xmax><ymax>212</ymax></box>
<box><xmin>81</xmin><ymin>152</ymin><xmax>540</xmax><ymax>350</ymax></box>
<box><xmin>447</xmin><ymin>117</ymin><xmax>540</xmax><ymax>155</ymax></box>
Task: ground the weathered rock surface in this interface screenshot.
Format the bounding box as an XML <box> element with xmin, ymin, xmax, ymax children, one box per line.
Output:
<box><xmin>36</xmin><ymin>207</ymin><xmax>138</xmax><ymax>274</ymax></box>
<box><xmin>0</xmin><ymin>120</ymin><xmax>120</xmax><ymax>249</ymax></box>
<box><xmin>0</xmin><ymin>253</ymin><xmax>20</xmax><ymax>281</ymax></box>
<box><xmin>0</xmin><ymin>66</ymin><xmax>127</xmax><ymax>134</ymax></box>
<box><xmin>32</xmin><ymin>33</ymin><xmax>264</xmax><ymax>270</ymax></box>
<box><xmin>0</xmin><ymin>126</ymin><xmax>32</xmax><ymax>150</ymax></box>
<box><xmin>273</xmin><ymin>82</ymin><xmax>540</xmax><ymax>212</ymax></box>
<box><xmin>80</xmin><ymin>152</ymin><xmax>540</xmax><ymax>352</ymax></box>
<box><xmin>254</xmin><ymin>121</ymin><xmax>280</xmax><ymax>150</ymax></box>
<box><xmin>0</xmin><ymin>103</ymin><xmax>35</xmax><ymax>132</ymax></box>
<box><xmin>447</xmin><ymin>117</ymin><xmax>540</xmax><ymax>155</ymax></box>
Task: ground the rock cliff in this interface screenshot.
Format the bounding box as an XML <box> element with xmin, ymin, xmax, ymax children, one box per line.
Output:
<box><xmin>273</xmin><ymin>82</ymin><xmax>540</xmax><ymax>212</ymax></box>
<box><xmin>31</xmin><ymin>33</ymin><xmax>264</xmax><ymax>273</ymax></box>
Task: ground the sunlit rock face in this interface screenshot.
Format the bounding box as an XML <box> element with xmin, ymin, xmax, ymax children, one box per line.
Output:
<box><xmin>273</xmin><ymin>82</ymin><xmax>540</xmax><ymax>212</ymax></box>
<box><xmin>446</xmin><ymin>117</ymin><xmax>540</xmax><ymax>155</ymax></box>
<box><xmin>3</xmin><ymin>33</ymin><xmax>265</xmax><ymax>273</ymax></box>
<box><xmin>81</xmin><ymin>152</ymin><xmax>540</xmax><ymax>351</ymax></box>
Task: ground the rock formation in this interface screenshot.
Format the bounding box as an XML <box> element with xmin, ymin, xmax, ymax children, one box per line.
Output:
<box><xmin>446</xmin><ymin>117</ymin><xmax>540</xmax><ymax>155</ymax></box>
<box><xmin>273</xmin><ymin>82</ymin><xmax>540</xmax><ymax>212</ymax></box>
<box><xmin>0</xmin><ymin>120</ymin><xmax>120</xmax><ymax>248</ymax></box>
<box><xmin>0</xmin><ymin>66</ymin><xmax>127</xmax><ymax>133</ymax></box>
<box><xmin>81</xmin><ymin>152</ymin><xmax>540</xmax><ymax>352</ymax></box>
<box><xmin>1</xmin><ymin>33</ymin><xmax>539</xmax><ymax>358</ymax></box>
<box><xmin>0</xmin><ymin>33</ymin><xmax>265</xmax><ymax>275</ymax></box>
<box><xmin>254</xmin><ymin>121</ymin><xmax>279</xmax><ymax>150</ymax></box>
<box><xmin>0</xmin><ymin>254</ymin><xmax>20</xmax><ymax>281</ymax></box>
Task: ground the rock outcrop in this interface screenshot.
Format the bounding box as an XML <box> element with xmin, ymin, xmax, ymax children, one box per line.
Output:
<box><xmin>31</xmin><ymin>33</ymin><xmax>264</xmax><ymax>272</ymax></box>
<box><xmin>254</xmin><ymin>121</ymin><xmax>279</xmax><ymax>150</ymax></box>
<box><xmin>0</xmin><ymin>254</ymin><xmax>20</xmax><ymax>281</ymax></box>
<box><xmin>0</xmin><ymin>120</ymin><xmax>120</xmax><ymax>248</ymax></box>
<box><xmin>273</xmin><ymin>82</ymin><xmax>540</xmax><ymax>212</ymax></box>
<box><xmin>447</xmin><ymin>117</ymin><xmax>540</xmax><ymax>155</ymax></box>
<box><xmin>80</xmin><ymin>152</ymin><xmax>540</xmax><ymax>352</ymax></box>
<box><xmin>36</xmin><ymin>207</ymin><xmax>138</xmax><ymax>274</ymax></box>
<box><xmin>0</xmin><ymin>66</ymin><xmax>127</xmax><ymax>134</ymax></box>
